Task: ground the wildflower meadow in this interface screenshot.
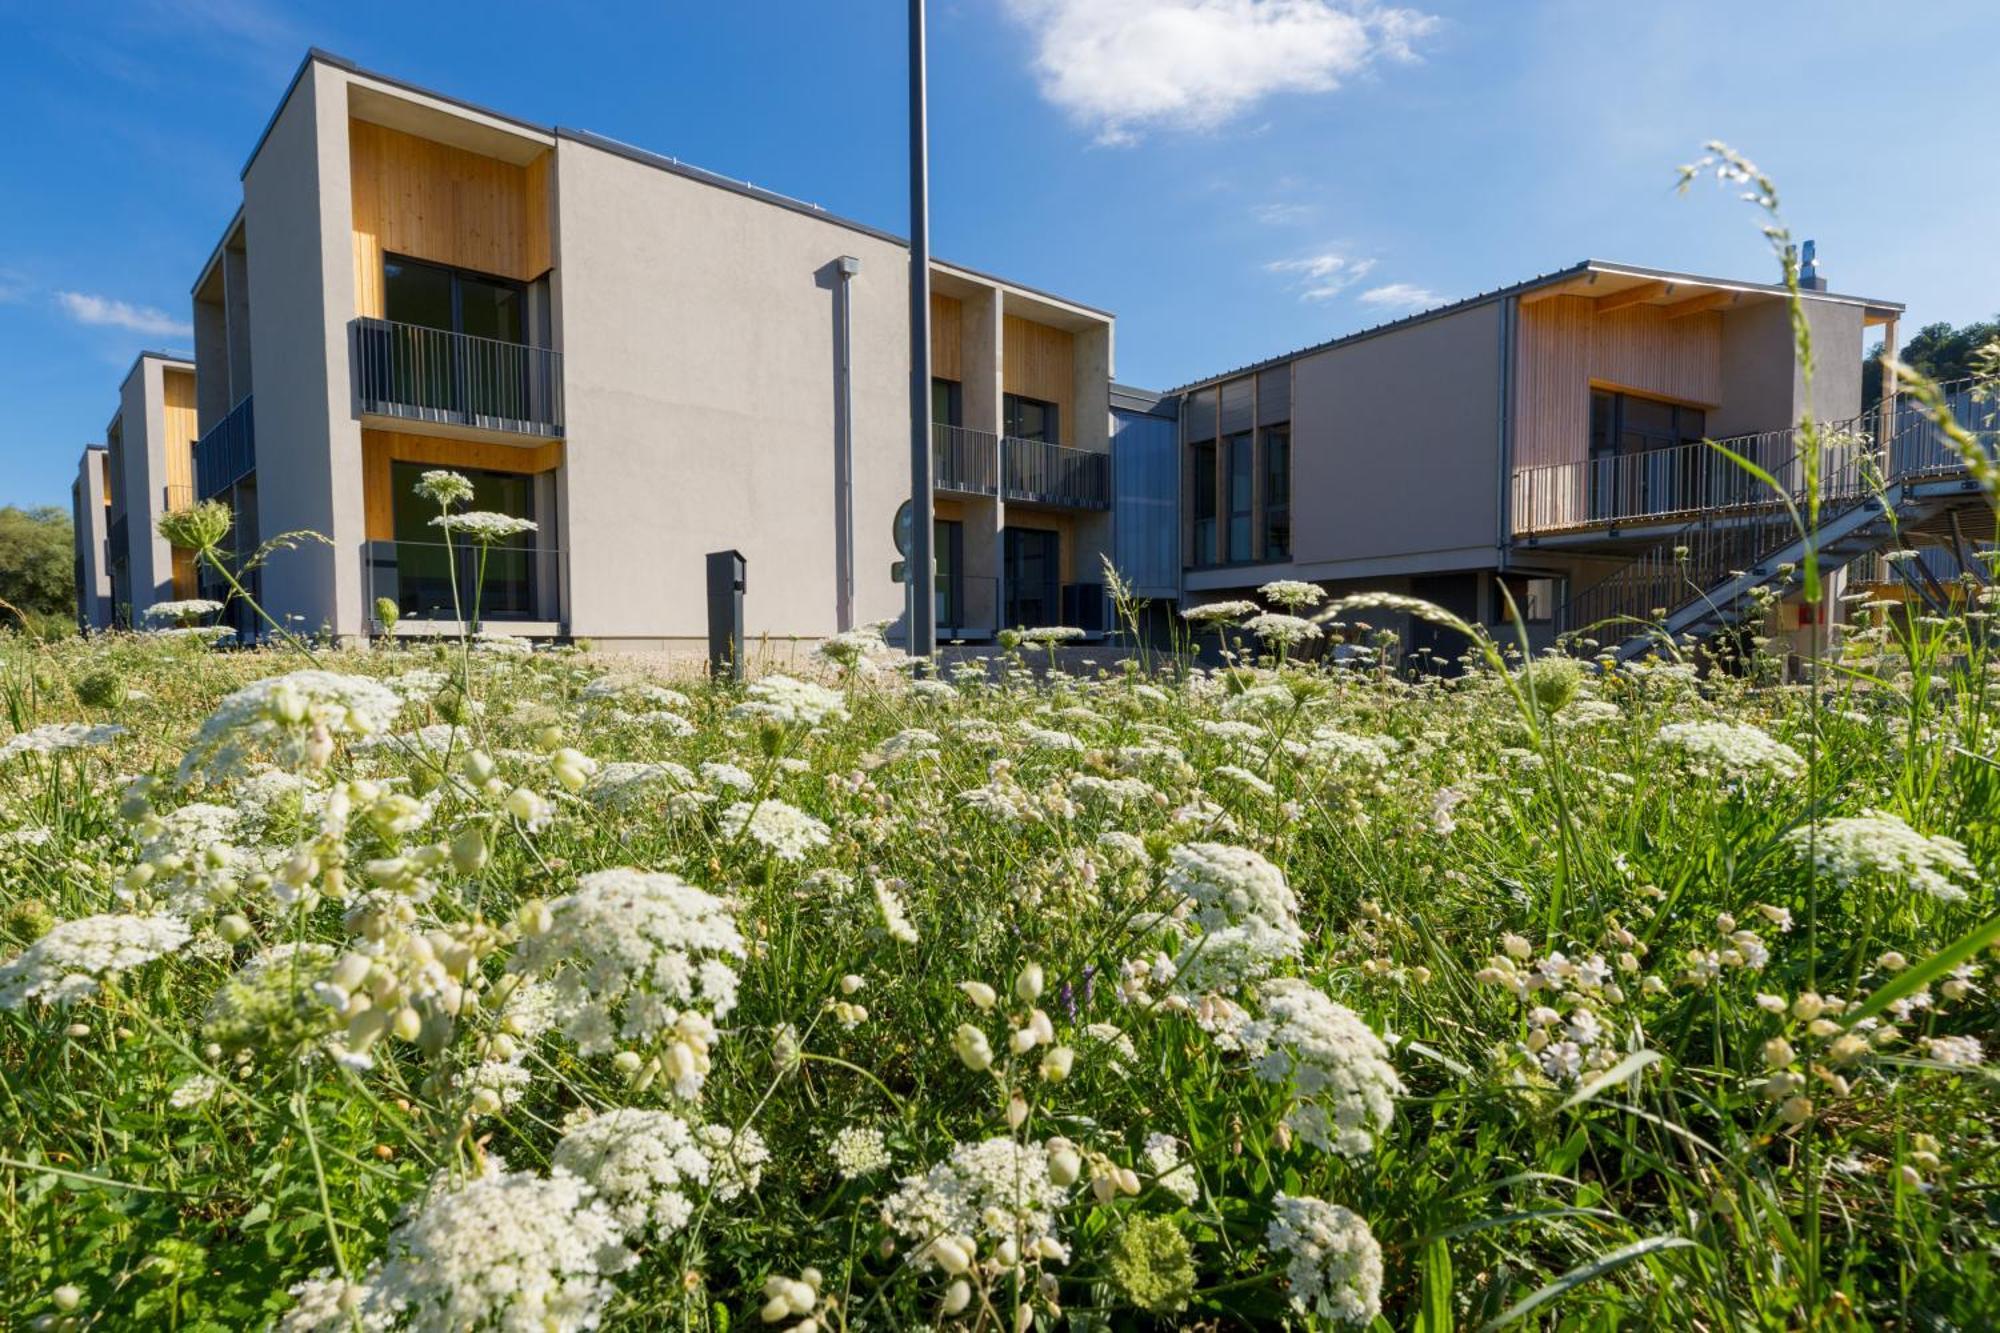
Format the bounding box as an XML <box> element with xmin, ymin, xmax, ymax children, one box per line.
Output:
<box><xmin>4</xmin><ymin>163</ymin><xmax>1999</xmax><ymax>1330</ymax></box>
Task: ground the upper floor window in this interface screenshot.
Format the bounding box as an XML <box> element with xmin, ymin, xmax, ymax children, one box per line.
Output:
<box><xmin>384</xmin><ymin>256</ymin><xmax>525</xmax><ymax>345</ymax></box>
<box><xmin>1226</xmin><ymin>432</ymin><xmax>1254</xmax><ymax>562</ymax></box>
<box><xmin>1004</xmin><ymin>393</ymin><xmax>1059</xmax><ymax>444</ymax></box>
<box><xmin>1262</xmin><ymin>425</ymin><xmax>1291</xmax><ymax>561</ymax></box>
<box><xmin>1590</xmin><ymin>389</ymin><xmax>1706</xmax><ymax>457</ymax></box>
<box><xmin>932</xmin><ymin>378</ymin><xmax>962</xmax><ymax>428</ymax></box>
<box><xmin>1190</xmin><ymin>439</ymin><xmax>1217</xmax><ymax>566</ymax></box>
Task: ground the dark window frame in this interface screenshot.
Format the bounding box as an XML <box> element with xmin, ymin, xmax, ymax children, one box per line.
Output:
<box><xmin>382</xmin><ymin>252</ymin><xmax>529</xmax><ymax>345</ymax></box>
<box><xmin>1261</xmin><ymin>423</ymin><xmax>1291</xmax><ymax>562</ymax></box>
<box><xmin>1004</xmin><ymin>393</ymin><xmax>1060</xmax><ymax>444</ymax></box>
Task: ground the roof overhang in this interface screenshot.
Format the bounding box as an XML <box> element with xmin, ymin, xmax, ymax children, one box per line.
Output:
<box><xmin>1523</xmin><ymin>260</ymin><xmax>1904</xmax><ymax>327</ymax></box>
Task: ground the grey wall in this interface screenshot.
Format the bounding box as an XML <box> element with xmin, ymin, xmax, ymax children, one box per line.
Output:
<box><xmin>1712</xmin><ymin>296</ymin><xmax>1869</xmax><ymax>439</ymax></box>
<box><xmin>116</xmin><ymin>357</ymin><xmax>177</xmax><ymax>607</ymax></box>
<box><xmin>553</xmin><ymin>136</ymin><xmax>915</xmax><ymax>641</ymax></box>
<box><xmin>1290</xmin><ymin>301</ymin><xmax>1505</xmax><ymax>570</ymax></box>
<box><xmin>72</xmin><ymin>449</ymin><xmax>113</xmax><ymax>630</ymax></box>
<box><xmin>243</xmin><ymin>62</ymin><xmax>359</xmax><ymax>636</ymax></box>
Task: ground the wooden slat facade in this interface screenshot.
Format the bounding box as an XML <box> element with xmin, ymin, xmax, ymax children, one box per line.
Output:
<box><xmin>349</xmin><ymin>120</ymin><xmax>552</xmax><ymax>319</ymax></box>
<box><xmin>161</xmin><ymin>368</ymin><xmax>199</xmax><ymax>497</ymax></box>
<box><xmin>1513</xmin><ymin>295</ymin><xmax>1723</xmax><ymax>470</ymax></box>
<box><xmin>361</xmin><ymin>428</ymin><xmax>564</xmax><ymax>541</ymax></box>
<box><xmin>1002</xmin><ymin>316</ymin><xmax>1074</xmax><ymax>445</ymax></box>
<box><xmin>931</xmin><ymin>294</ymin><xmax>962</xmax><ymax>383</ymax></box>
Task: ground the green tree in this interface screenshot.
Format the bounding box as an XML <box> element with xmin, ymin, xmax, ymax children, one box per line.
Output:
<box><xmin>1866</xmin><ymin>315</ymin><xmax>2000</xmax><ymax>405</ymax></box>
<box><xmin>0</xmin><ymin>504</ymin><xmax>77</xmax><ymax>623</ymax></box>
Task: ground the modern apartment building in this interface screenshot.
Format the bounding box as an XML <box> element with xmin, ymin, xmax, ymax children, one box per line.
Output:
<box><xmin>1163</xmin><ymin>259</ymin><xmax>1993</xmax><ymax>662</ymax></box>
<box><xmin>71</xmin><ymin>446</ymin><xmax>114</xmax><ymax>631</ymax></box>
<box><xmin>89</xmin><ymin>351</ymin><xmax>201</xmax><ymax>625</ymax></box>
<box><xmin>156</xmin><ymin>49</ymin><xmax>1122</xmax><ymax>650</ymax></box>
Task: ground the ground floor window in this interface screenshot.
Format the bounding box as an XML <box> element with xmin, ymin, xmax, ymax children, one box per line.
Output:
<box><xmin>389</xmin><ymin>461</ymin><xmax>539</xmax><ymax>620</ymax></box>
<box><xmin>1003</xmin><ymin>526</ymin><xmax>1060</xmax><ymax>629</ymax></box>
<box><xmin>935</xmin><ymin>519</ymin><xmax>963</xmax><ymax>628</ymax></box>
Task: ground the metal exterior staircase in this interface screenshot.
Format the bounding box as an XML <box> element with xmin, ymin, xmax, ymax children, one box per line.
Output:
<box><xmin>1559</xmin><ymin>380</ymin><xmax>1997</xmax><ymax>662</ymax></box>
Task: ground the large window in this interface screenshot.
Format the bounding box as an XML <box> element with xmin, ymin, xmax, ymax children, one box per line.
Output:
<box><xmin>389</xmin><ymin>461</ymin><xmax>538</xmax><ymax>621</ymax></box>
<box><xmin>1589</xmin><ymin>390</ymin><xmax>1711</xmax><ymax>519</ymax></box>
<box><xmin>1262</xmin><ymin>425</ymin><xmax>1291</xmax><ymax>561</ymax></box>
<box><xmin>1004</xmin><ymin>394</ymin><xmax>1059</xmax><ymax>443</ymax></box>
<box><xmin>1003</xmin><ymin>526</ymin><xmax>1060</xmax><ymax>628</ymax></box>
<box><xmin>384</xmin><ymin>256</ymin><xmax>525</xmax><ymax>343</ymax></box>
<box><xmin>1226</xmin><ymin>432</ymin><xmax>1254</xmax><ymax>563</ymax></box>
<box><xmin>935</xmin><ymin>518</ymin><xmax>963</xmax><ymax>629</ymax></box>
<box><xmin>1190</xmin><ymin>439</ymin><xmax>1217</xmax><ymax>566</ymax></box>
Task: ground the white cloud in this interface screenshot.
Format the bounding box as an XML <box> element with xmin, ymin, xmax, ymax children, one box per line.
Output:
<box><xmin>1357</xmin><ymin>281</ymin><xmax>1445</xmax><ymax>312</ymax></box>
<box><xmin>1004</xmin><ymin>0</ymin><xmax>1437</xmax><ymax>145</ymax></box>
<box><xmin>55</xmin><ymin>291</ymin><xmax>193</xmax><ymax>339</ymax></box>
<box><xmin>1265</xmin><ymin>251</ymin><xmax>1375</xmax><ymax>301</ymax></box>
<box><xmin>1252</xmin><ymin>201</ymin><xmax>1317</xmax><ymax>226</ymax></box>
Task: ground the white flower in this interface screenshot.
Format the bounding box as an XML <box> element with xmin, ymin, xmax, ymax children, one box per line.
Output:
<box><xmin>553</xmin><ymin>1109</ymin><xmax>714</xmax><ymax>1239</ymax></box>
<box><xmin>874</xmin><ymin>878</ymin><xmax>920</xmax><ymax>944</ymax></box>
<box><xmin>882</xmin><ymin>1138</ymin><xmax>1071</xmax><ymax>1268</ymax></box>
<box><xmin>732</xmin><ymin>675</ymin><xmax>848</xmax><ymax>727</ymax></box>
<box><xmin>1238</xmin><ymin>979</ymin><xmax>1403</xmax><ymax>1157</ymax></box>
<box><xmin>1017</xmin><ymin>626</ymin><xmax>1085</xmax><ymax>645</ymax></box>
<box><xmin>0</xmin><ymin>914</ymin><xmax>191</xmax><ymax>1009</ymax></box>
<box><xmin>142</xmin><ymin>598</ymin><xmax>226</xmax><ymax>623</ymax></box>
<box><xmin>1921</xmin><ymin>1034</ymin><xmax>1984</xmax><ymax>1067</ymax></box>
<box><xmin>1068</xmin><ymin>774</ymin><xmax>1154</xmax><ymax>808</ymax></box>
<box><xmin>347</xmin><ymin>1161</ymin><xmax>631</xmax><ymax>1332</ymax></box>
<box><xmin>1306</xmin><ymin>727</ymin><xmax>1396</xmax><ymax>772</ymax></box>
<box><xmin>510</xmin><ymin>869</ymin><xmax>746</xmax><ymax>1096</ymax></box>
<box><xmin>829</xmin><ymin>1125</ymin><xmax>892</xmax><ymax>1178</ymax></box>
<box><xmin>585</xmin><ymin>761</ymin><xmax>696</xmax><ymax>809</ymax></box>
<box><xmin>1258</xmin><ymin>579</ymin><xmax>1326</xmax><ymax>609</ymax></box>
<box><xmin>1181</xmin><ymin>600</ymin><xmax>1258</xmax><ymax>623</ymax></box>
<box><xmin>1266</xmin><ymin>1194</ymin><xmax>1383</xmax><ymax>1325</ymax></box>
<box><xmin>1243</xmin><ymin>613</ymin><xmax>1321</xmax><ymax>648</ymax></box>
<box><xmin>168</xmin><ymin>1074</ymin><xmax>224</xmax><ymax>1109</ymax></box>
<box><xmin>695</xmin><ymin>1123</ymin><xmax>769</xmax><ymax>1200</ymax></box>
<box><xmin>1787</xmin><ymin>810</ymin><xmax>1975</xmax><ymax>902</ymax></box>
<box><xmin>179</xmin><ymin>671</ymin><xmax>402</xmax><ymax>783</ymax></box>
<box><xmin>429</xmin><ymin>510</ymin><xmax>538</xmax><ymax>542</ymax></box>
<box><xmin>1166</xmin><ymin>843</ymin><xmax>1304</xmax><ymax>995</ymax></box>
<box><xmin>0</xmin><ymin>723</ymin><xmax>124</xmax><ymax>763</ymax></box>
<box><xmin>701</xmin><ymin>761</ymin><xmax>756</xmax><ymax>793</ymax></box>
<box><xmin>1659</xmin><ymin>721</ymin><xmax>1804</xmax><ymax>783</ymax></box>
<box><xmin>721</xmin><ymin>800</ymin><xmax>832</xmax><ymax>862</ymax></box>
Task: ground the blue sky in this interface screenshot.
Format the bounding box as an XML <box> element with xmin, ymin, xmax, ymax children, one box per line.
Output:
<box><xmin>3</xmin><ymin>0</ymin><xmax>1997</xmax><ymax>508</ymax></box>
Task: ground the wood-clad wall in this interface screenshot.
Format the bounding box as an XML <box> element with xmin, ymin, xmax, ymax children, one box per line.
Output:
<box><xmin>350</xmin><ymin>120</ymin><xmax>552</xmax><ymax>318</ymax></box>
<box><xmin>162</xmin><ymin>368</ymin><xmax>199</xmax><ymax>498</ymax></box>
<box><xmin>931</xmin><ymin>295</ymin><xmax>962</xmax><ymax>382</ymax></box>
<box><xmin>361</xmin><ymin>429</ymin><xmax>564</xmax><ymax>541</ymax></box>
<box><xmin>1513</xmin><ymin>295</ymin><xmax>1723</xmax><ymax>470</ymax></box>
<box><xmin>1002</xmin><ymin>316</ymin><xmax>1074</xmax><ymax>445</ymax></box>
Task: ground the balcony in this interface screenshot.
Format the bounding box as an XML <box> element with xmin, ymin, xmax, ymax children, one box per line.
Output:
<box><xmin>933</xmin><ymin>424</ymin><xmax>999</xmax><ymax>496</ymax></box>
<box><xmin>195</xmin><ymin>396</ymin><xmax>255</xmax><ymax>498</ymax></box>
<box><xmin>1002</xmin><ymin>438</ymin><xmax>1110</xmax><ymax>510</ymax></box>
<box><xmin>352</xmin><ymin>318</ymin><xmax>564</xmax><ymax>438</ymax></box>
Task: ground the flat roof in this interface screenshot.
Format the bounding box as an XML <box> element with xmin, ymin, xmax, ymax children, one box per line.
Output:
<box><xmin>1166</xmin><ymin>258</ymin><xmax>1904</xmax><ymax>395</ymax></box>
<box><xmin>237</xmin><ymin>49</ymin><xmax>1112</xmax><ymax>321</ymax></box>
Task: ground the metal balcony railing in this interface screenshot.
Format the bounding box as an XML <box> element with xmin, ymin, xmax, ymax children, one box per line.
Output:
<box><xmin>195</xmin><ymin>395</ymin><xmax>255</xmax><ymax>498</ymax></box>
<box><xmin>1513</xmin><ymin>379</ymin><xmax>2000</xmax><ymax>537</ymax></box>
<box><xmin>364</xmin><ymin>538</ymin><xmax>565</xmax><ymax>630</ymax></box>
<box><xmin>1002</xmin><ymin>437</ymin><xmax>1110</xmax><ymax>510</ymax></box>
<box><xmin>933</xmin><ymin>424</ymin><xmax>999</xmax><ymax>496</ymax></box>
<box><xmin>352</xmin><ymin>318</ymin><xmax>564</xmax><ymax>437</ymax></box>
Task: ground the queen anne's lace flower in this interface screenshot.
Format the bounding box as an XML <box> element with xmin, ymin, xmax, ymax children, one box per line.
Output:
<box><xmin>142</xmin><ymin>598</ymin><xmax>226</xmax><ymax>624</ymax></box>
<box><xmin>179</xmin><ymin>671</ymin><xmax>403</xmax><ymax>783</ymax></box>
<box><xmin>1244</xmin><ymin>613</ymin><xmax>1321</xmax><ymax>648</ymax></box>
<box><xmin>1238</xmin><ymin>979</ymin><xmax>1403</xmax><ymax>1156</ymax></box>
<box><xmin>510</xmin><ymin>869</ymin><xmax>746</xmax><ymax>1096</ymax></box>
<box><xmin>1267</xmin><ymin>1194</ymin><xmax>1383</xmax><ymax>1325</ymax></box>
<box><xmin>732</xmin><ymin>675</ymin><xmax>848</xmax><ymax>727</ymax></box>
<box><xmin>1258</xmin><ymin>579</ymin><xmax>1326</xmax><ymax>609</ymax></box>
<box><xmin>345</xmin><ymin>1161</ymin><xmax>631</xmax><ymax>1332</ymax></box>
<box><xmin>429</xmin><ymin>511</ymin><xmax>538</xmax><ymax>542</ymax></box>
<box><xmin>1182</xmin><ymin>600</ymin><xmax>1258</xmax><ymax>623</ymax></box>
<box><xmin>584</xmin><ymin>761</ymin><xmax>695</xmax><ymax>809</ymax></box>
<box><xmin>1659</xmin><ymin>721</ymin><xmax>1804</xmax><ymax>782</ymax></box>
<box><xmin>720</xmin><ymin>799</ymin><xmax>832</xmax><ymax>861</ymax></box>
<box><xmin>552</xmin><ymin>1109</ymin><xmax>714</xmax><ymax>1239</ymax></box>
<box><xmin>882</xmin><ymin>1138</ymin><xmax>1072</xmax><ymax>1267</ymax></box>
<box><xmin>828</xmin><ymin>1125</ymin><xmax>892</xmax><ymax>1178</ymax></box>
<box><xmin>1787</xmin><ymin>810</ymin><xmax>1975</xmax><ymax>902</ymax></box>
<box><xmin>0</xmin><ymin>722</ymin><xmax>124</xmax><ymax>763</ymax></box>
<box><xmin>1166</xmin><ymin>843</ymin><xmax>1304</xmax><ymax>995</ymax></box>
<box><xmin>0</xmin><ymin>913</ymin><xmax>191</xmax><ymax>1008</ymax></box>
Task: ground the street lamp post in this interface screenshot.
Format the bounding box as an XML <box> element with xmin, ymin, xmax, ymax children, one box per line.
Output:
<box><xmin>906</xmin><ymin>0</ymin><xmax>936</xmax><ymax>661</ymax></box>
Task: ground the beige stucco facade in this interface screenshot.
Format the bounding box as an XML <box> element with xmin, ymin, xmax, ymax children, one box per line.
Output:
<box><xmin>179</xmin><ymin>50</ymin><xmax>1116</xmax><ymax>648</ymax></box>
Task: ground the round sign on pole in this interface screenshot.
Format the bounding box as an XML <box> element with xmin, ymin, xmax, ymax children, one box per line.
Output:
<box><xmin>894</xmin><ymin>500</ymin><xmax>914</xmax><ymax>557</ymax></box>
